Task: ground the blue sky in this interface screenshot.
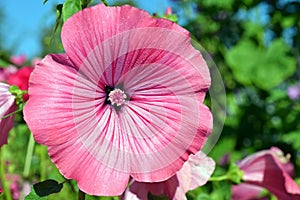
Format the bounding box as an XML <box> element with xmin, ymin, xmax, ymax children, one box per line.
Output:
<box><xmin>1</xmin><ymin>0</ymin><xmax>171</xmax><ymax>59</ymax></box>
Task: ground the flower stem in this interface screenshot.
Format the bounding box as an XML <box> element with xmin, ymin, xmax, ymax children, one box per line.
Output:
<box><xmin>0</xmin><ymin>149</ymin><xmax>13</xmax><ymax>200</ymax></box>
<box><xmin>209</xmin><ymin>175</ymin><xmax>229</xmax><ymax>182</ymax></box>
<box><xmin>0</xmin><ymin>108</ymin><xmax>22</xmax><ymax>120</ymax></box>
<box><xmin>23</xmin><ymin>133</ymin><xmax>35</xmax><ymax>178</ymax></box>
<box><xmin>39</xmin><ymin>145</ymin><xmax>47</xmax><ymax>181</ymax></box>
<box><xmin>78</xmin><ymin>189</ymin><xmax>86</xmax><ymax>200</ymax></box>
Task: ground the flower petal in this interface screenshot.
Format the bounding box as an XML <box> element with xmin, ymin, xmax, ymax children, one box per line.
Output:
<box><xmin>188</xmin><ymin>152</ymin><xmax>216</xmax><ymax>190</ymax></box>
<box><xmin>0</xmin><ymin>82</ymin><xmax>16</xmax><ymax>147</ymax></box>
<box><xmin>232</xmin><ymin>183</ymin><xmax>265</xmax><ymax>200</ymax></box>
<box><xmin>237</xmin><ymin>148</ymin><xmax>300</xmax><ymax>199</ymax></box>
<box><xmin>48</xmin><ymin>137</ymin><xmax>129</xmax><ymax>196</ymax></box>
<box><xmin>122</xmin><ymin>152</ymin><xmax>215</xmax><ymax>200</ymax></box>
<box><xmin>62</xmin><ymin>4</ymin><xmax>189</xmax><ymax>69</ymax></box>
<box><xmin>24</xmin><ymin>54</ymin><xmax>81</xmax><ymax>145</ymax></box>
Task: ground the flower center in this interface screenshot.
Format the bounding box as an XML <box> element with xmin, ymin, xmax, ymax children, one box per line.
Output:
<box><xmin>108</xmin><ymin>88</ymin><xmax>127</xmax><ymax>106</ymax></box>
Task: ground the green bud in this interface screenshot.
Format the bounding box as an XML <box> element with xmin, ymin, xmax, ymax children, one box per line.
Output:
<box><xmin>227</xmin><ymin>162</ymin><xmax>244</xmax><ymax>184</ymax></box>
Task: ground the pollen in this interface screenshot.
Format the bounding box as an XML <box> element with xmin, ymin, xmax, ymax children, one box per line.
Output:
<box><xmin>108</xmin><ymin>88</ymin><xmax>127</xmax><ymax>106</ymax></box>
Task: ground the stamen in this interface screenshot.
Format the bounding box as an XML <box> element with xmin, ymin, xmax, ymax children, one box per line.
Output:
<box><xmin>108</xmin><ymin>88</ymin><xmax>127</xmax><ymax>106</ymax></box>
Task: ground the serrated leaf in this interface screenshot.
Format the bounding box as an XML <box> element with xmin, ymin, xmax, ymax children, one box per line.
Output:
<box><xmin>62</xmin><ymin>0</ymin><xmax>82</xmax><ymax>22</ymax></box>
<box><xmin>33</xmin><ymin>179</ymin><xmax>63</xmax><ymax>197</ymax></box>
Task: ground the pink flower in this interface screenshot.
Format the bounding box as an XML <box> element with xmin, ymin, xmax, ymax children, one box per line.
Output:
<box><xmin>165</xmin><ymin>6</ymin><xmax>173</xmax><ymax>16</ymax></box>
<box><xmin>121</xmin><ymin>152</ymin><xmax>215</xmax><ymax>200</ymax></box>
<box><xmin>6</xmin><ymin>174</ymin><xmax>21</xmax><ymax>200</ymax></box>
<box><xmin>0</xmin><ymin>82</ymin><xmax>16</xmax><ymax>147</ymax></box>
<box><xmin>8</xmin><ymin>66</ymin><xmax>33</xmax><ymax>100</ymax></box>
<box><xmin>287</xmin><ymin>83</ymin><xmax>300</xmax><ymax>100</ymax></box>
<box><xmin>24</xmin><ymin>4</ymin><xmax>212</xmax><ymax>196</ymax></box>
<box><xmin>0</xmin><ymin>66</ymin><xmax>18</xmax><ymax>82</ymax></box>
<box><xmin>10</xmin><ymin>54</ymin><xmax>26</xmax><ymax>66</ymax></box>
<box><xmin>232</xmin><ymin>147</ymin><xmax>300</xmax><ymax>200</ymax></box>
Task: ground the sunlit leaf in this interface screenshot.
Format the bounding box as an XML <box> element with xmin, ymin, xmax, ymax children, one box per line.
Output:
<box><xmin>25</xmin><ymin>188</ymin><xmax>47</xmax><ymax>200</ymax></box>
<box><xmin>62</xmin><ymin>0</ymin><xmax>82</xmax><ymax>22</ymax></box>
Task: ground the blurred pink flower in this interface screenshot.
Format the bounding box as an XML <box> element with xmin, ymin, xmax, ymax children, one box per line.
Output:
<box><xmin>232</xmin><ymin>147</ymin><xmax>300</xmax><ymax>200</ymax></box>
<box><xmin>8</xmin><ymin>66</ymin><xmax>33</xmax><ymax>101</ymax></box>
<box><xmin>287</xmin><ymin>83</ymin><xmax>300</xmax><ymax>100</ymax></box>
<box><xmin>24</xmin><ymin>4</ymin><xmax>212</xmax><ymax>196</ymax></box>
<box><xmin>165</xmin><ymin>6</ymin><xmax>173</xmax><ymax>15</ymax></box>
<box><xmin>121</xmin><ymin>152</ymin><xmax>215</xmax><ymax>200</ymax></box>
<box><xmin>6</xmin><ymin>174</ymin><xmax>21</xmax><ymax>200</ymax></box>
<box><xmin>0</xmin><ymin>66</ymin><xmax>18</xmax><ymax>82</ymax></box>
<box><xmin>0</xmin><ymin>82</ymin><xmax>16</xmax><ymax>147</ymax></box>
<box><xmin>10</xmin><ymin>54</ymin><xmax>26</xmax><ymax>66</ymax></box>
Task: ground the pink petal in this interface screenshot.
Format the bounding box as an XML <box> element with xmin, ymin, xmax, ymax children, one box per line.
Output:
<box><xmin>0</xmin><ymin>82</ymin><xmax>16</xmax><ymax>147</ymax></box>
<box><xmin>259</xmin><ymin>154</ymin><xmax>300</xmax><ymax>199</ymax></box>
<box><xmin>122</xmin><ymin>152</ymin><xmax>215</xmax><ymax>200</ymax></box>
<box><xmin>188</xmin><ymin>152</ymin><xmax>216</xmax><ymax>190</ymax></box>
<box><xmin>48</xmin><ymin>137</ymin><xmax>129</xmax><ymax>196</ymax></box>
<box><xmin>10</xmin><ymin>54</ymin><xmax>26</xmax><ymax>65</ymax></box>
<box><xmin>232</xmin><ymin>183</ymin><xmax>265</xmax><ymax>200</ymax></box>
<box><xmin>24</xmin><ymin>54</ymin><xmax>80</xmax><ymax>145</ymax></box>
<box><xmin>238</xmin><ymin>148</ymin><xmax>300</xmax><ymax>199</ymax></box>
<box><xmin>62</xmin><ymin>4</ymin><xmax>189</xmax><ymax>69</ymax></box>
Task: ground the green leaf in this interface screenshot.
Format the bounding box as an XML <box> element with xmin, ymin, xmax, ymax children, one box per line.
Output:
<box><xmin>101</xmin><ymin>0</ymin><xmax>109</xmax><ymax>6</ymax></box>
<box><xmin>25</xmin><ymin>187</ymin><xmax>47</xmax><ymax>200</ymax></box>
<box><xmin>33</xmin><ymin>179</ymin><xmax>63</xmax><ymax>197</ymax></box>
<box><xmin>211</xmin><ymin>181</ymin><xmax>231</xmax><ymax>200</ymax></box>
<box><xmin>62</xmin><ymin>0</ymin><xmax>82</xmax><ymax>22</ymax></box>
<box><xmin>0</xmin><ymin>58</ymin><xmax>10</xmax><ymax>67</ymax></box>
<box><xmin>201</xmin><ymin>0</ymin><xmax>235</xmax><ymax>10</ymax></box>
<box><xmin>282</xmin><ymin>131</ymin><xmax>300</xmax><ymax>149</ymax></box>
<box><xmin>43</xmin><ymin>0</ymin><xmax>48</xmax><ymax>5</ymax></box>
<box><xmin>226</xmin><ymin>39</ymin><xmax>296</xmax><ymax>90</ymax></box>
<box><xmin>163</xmin><ymin>14</ymin><xmax>178</xmax><ymax>23</ymax></box>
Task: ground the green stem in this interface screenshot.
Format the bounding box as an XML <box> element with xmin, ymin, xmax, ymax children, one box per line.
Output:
<box><xmin>23</xmin><ymin>133</ymin><xmax>35</xmax><ymax>178</ymax></box>
<box><xmin>0</xmin><ymin>149</ymin><xmax>13</xmax><ymax>200</ymax></box>
<box><xmin>0</xmin><ymin>108</ymin><xmax>22</xmax><ymax>120</ymax></box>
<box><xmin>40</xmin><ymin>146</ymin><xmax>47</xmax><ymax>181</ymax></box>
<box><xmin>78</xmin><ymin>189</ymin><xmax>86</xmax><ymax>200</ymax></box>
<box><xmin>209</xmin><ymin>175</ymin><xmax>229</xmax><ymax>182</ymax></box>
